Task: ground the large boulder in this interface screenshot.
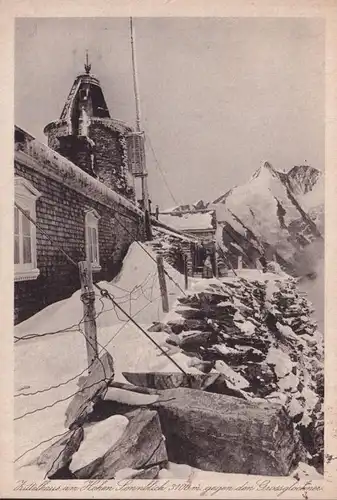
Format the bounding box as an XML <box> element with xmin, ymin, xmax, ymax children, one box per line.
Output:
<box><xmin>65</xmin><ymin>352</ymin><xmax>114</xmax><ymax>429</ymax></box>
<box><xmin>154</xmin><ymin>388</ymin><xmax>302</xmax><ymax>476</ymax></box>
<box><xmin>73</xmin><ymin>409</ymin><xmax>167</xmax><ymax>479</ymax></box>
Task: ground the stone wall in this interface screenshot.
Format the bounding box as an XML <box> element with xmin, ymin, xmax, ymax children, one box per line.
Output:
<box><xmin>45</xmin><ymin>120</ymin><xmax>135</xmax><ymax>201</ymax></box>
<box><xmin>14</xmin><ymin>159</ymin><xmax>144</xmax><ymax>324</ymax></box>
<box><xmin>150</xmin><ymin>225</ymin><xmax>194</xmax><ymax>276</ymax></box>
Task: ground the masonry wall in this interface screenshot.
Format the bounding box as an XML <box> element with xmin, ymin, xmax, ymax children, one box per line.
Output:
<box><xmin>45</xmin><ymin>120</ymin><xmax>135</xmax><ymax>200</ymax></box>
<box><xmin>14</xmin><ymin>160</ymin><xmax>144</xmax><ymax>324</ymax></box>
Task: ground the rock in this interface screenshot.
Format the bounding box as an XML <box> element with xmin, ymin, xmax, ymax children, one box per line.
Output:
<box><xmin>187</xmin><ymin>357</ymin><xmax>215</xmax><ymax>373</ymax></box>
<box><xmin>204</xmin><ymin>374</ymin><xmax>249</xmax><ymax>400</ymax></box>
<box><xmin>168</xmin><ymin>319</ymin><xmax>210</xmax><ymax>333</ymax></box>
<box><xmin>70</xmin><ymin>415</ymin><xmax>129</xmax><ymax>472</ymax></box>
<box><xmin>178</xmin><ymin>330</ymin><xmax>215</xmax><ymax>351</ymax></box>
<box><xmin>108</xmin><ymin>381</ymin><xmax>159</xmax><ymax>395</ymax></box>
<box><xmin>65</xmin><ymin>352</ymin><xmax>114</xmax><ymax>429</ymax></box>
<box><xmin>160</xmin><ymin>344</ymin><xmax>181</xmax><ymax>357</ymax></box>
<box><xmin>115</xmin><ymin>465</ymin><xmax>160</xmax><ymax>479</ymax></box>
<box><xmin>215</xmin><ymin>360</ymin><xmax>250</xmax><ymax>389</ymax></box>
<box><xmin>122</xmin><ymin>371</ymin><xmax>219</xmax><ymax>391</ymax></box>
<box><xmin>36</xmin><ymin>427</ymin><xmax>84</xmax><ymax>478</ymax></box>
<box><xmin>74</xmin><ymin>409</ymin><xmax>167</xmax><ymax>479</ymax></box>
<box><xmin>240</xmin><ymin>362</ymin><xmax>276</xmax><ymax>397</ymax></box>
<box><xmin>148</xmin><ymin>322</ymin><xmax>172</xmax><ymax>334</ymax></box>
<box><xmin>153</xmin><ymin>388</ymin><xmax>301</xmax><ymax>476</ymax></box>
<box><xmin>167</xmin><ymin>319</ymin><xmax>185</xmax><ymax>334</ymax></box>
<box><xmin>178</xmin><ymin>308</ymin><xmax>208</xmax><ymax>320</ymax></box>
<box><xmin>166</xmin><ymin>333</ymin><xmax>182</xmax><ymax>346</ymax></box>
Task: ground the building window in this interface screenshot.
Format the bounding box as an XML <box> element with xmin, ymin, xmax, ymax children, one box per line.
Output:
<box><xmin>14</xmin><ymin>177</ymin><xmax>41</xmax><ymax>282</ymax></box>
<box><xmin>85</xmin><ymin>209</ymin><xmax>101</xmax><ymax>271</ymax></box>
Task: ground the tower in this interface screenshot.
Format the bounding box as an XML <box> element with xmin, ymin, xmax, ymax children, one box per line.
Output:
<box><xmin>44</xmin><ymin>53</ymin><xmax>135</xmax><ymax>200</ymax></box>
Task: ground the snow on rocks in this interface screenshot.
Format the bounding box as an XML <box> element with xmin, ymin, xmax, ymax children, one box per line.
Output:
<box><xmin>104</xmin><ymin>387</ymin><xmax>159</xmax><ymax>406</ymax></box>
<box><xmin>69</xmin><ymin>415</ymin><xmax>128</xmax><ymax>472</ymax></box>
<box><xmin>149</xmin><ymin>272</ymin><xmax>323</xmax><ymax>472</ymax></box>
<box><xmin>74</xmin><ymin>409</ymin><xmax>168</xmax><ymax>479</ymax></box>
<box><xmin>266</xmin><ymin>347</ymin><xmax>294</xmax><ymax>379</ymax></box>
<box><xmin>214</xmin><ymin>360</ymin><xmax>250</xmax><ymax>389</ymax></box>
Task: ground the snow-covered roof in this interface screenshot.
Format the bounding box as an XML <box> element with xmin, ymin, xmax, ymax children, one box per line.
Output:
<box><xmin>159</xmin><ymin>212</ymin><xmax>214</xmax><ymax>232</ymax></box>
<box><xmin>15</xmin><ymin>130</ymin><xmax>142</xmax><ymax>216</ymax></box>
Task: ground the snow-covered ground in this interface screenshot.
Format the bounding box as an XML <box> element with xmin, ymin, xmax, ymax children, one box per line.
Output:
<box><xmin>14</xmin><ymin>243</ymin><xmax>186</xmax><ymax>473</ymax></box>
<box><xmin>14</xmin><ymin>244</ymin><xmax>324</xmax><ymax>482</ymax></box>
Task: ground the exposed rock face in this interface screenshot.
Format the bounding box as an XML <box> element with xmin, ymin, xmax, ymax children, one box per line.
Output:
<box><xmin>36</xmin><ymin>427</ymin><xmax>84</xmax><ymax>478</ymax></box>
<box><xmin>154</xmin><ymin>388</ymin><xmax>302</xmax><ymax>476</ymax></box>
<box><xmin>65</xmin><ymin>352</ymin><xmax>114</xmax><ymax>429</ymax></box>
<box><xmin>73</xmin><ymin>409</ymin><xmax>167</xmax><ymax>479</ymax></box>
<box><xmin>214</xmin><ymin>162</ymin><xmax>323</xmax><ymax>274</ymax></box>
<box><xmin>287</xmin><ymin>165</ymin><xmax>321</xmax><ymax>196</ymax></box>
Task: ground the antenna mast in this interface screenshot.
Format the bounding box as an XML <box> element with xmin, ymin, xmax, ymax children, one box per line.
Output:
<box><xmin>129</xmin><ymin>17</ymin><xmax>152</xmax><ymax>240</ymax></box>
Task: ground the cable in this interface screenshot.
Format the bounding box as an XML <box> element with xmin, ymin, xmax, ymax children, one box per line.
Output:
<box><xmin>14</xmin><ymin>377</ymin><xmax>109</xmax><ymax>422</ymax></box>
<box><xmin>15</xmin><ymin>273</ymin><xmax>160</xmax><ymax>398</ymax></box>
<box><xmin>94</xmin><ymin>282</ymin><xmax>187</xmax><ymax>375</ymax></box>
<box><xmin>100</xmin><ymin>294</ymin><xmax>162</xmax><ymax>351</ymax></box>
<box><xmin>146</xmin><ymin>135</ymin><xmax>179</xmax><ymax>206</ymax></box>
<box><xmin>14</xmin><ymin>430</ymin><xmax>70</xmax><ymax>464</ymax></box>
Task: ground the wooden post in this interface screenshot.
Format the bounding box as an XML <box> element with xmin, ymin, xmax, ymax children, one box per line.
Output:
<box><xmin>156</xmin><ymin>255</ymin><xmax>169</xmax><ymax>313</ymax></box>
<box><xmin>184</xmin><ymin>254</ymin><xmax>188</xmax><ymax>290</ymax></box>
<box><xmin>78</xmin><ymin>261</ymin><xmax>98</xmax><ymax>373</ymax></box>
<box><xmin>155</xmin><ymin>205</ymin><xmax>159</xmax><ymax>220</ymax></box>
<box><xmin>238</xmin><ymin>255</ymin><xmax>243</xmax><ymax>270</ymax></box>
<box><xmin>144</xmin><ymin>209</ymin><xmax>152</xmax><ymax>241</ymax></box>
<box><xmin>191</xmin><ymin>243</ymin><xmax>195</xmax><ymax>277</ymax></box>
<box><xmin>214</xmin><ymin>246</ymin><xmax>219</xmax><ymax>278</ymax></box>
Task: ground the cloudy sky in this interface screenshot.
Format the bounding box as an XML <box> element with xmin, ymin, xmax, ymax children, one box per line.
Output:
<box><xmin>15</xmin><ymin>17</ymin><xmax>324</xmax><ymax>209</ymax></box>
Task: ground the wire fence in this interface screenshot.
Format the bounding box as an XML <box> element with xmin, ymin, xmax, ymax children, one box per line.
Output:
<box><xmin>14</xmin><ymin>201</ymin><xmax>189</xmax><ymax>466</ymax></box>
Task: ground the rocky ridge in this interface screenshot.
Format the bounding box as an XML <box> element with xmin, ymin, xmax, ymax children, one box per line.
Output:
<box><xmin>148</xmin><ymin>273</ymin><xmax>324</xmax><ymax>473</ymax></box>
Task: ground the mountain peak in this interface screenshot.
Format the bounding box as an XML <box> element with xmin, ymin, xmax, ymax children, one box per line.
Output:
<box><xmin>287</xmin><ymin>165</ymin><xmax>322</xmax><ymax>195</ymax></box>
<box><xmin>251</xmin><ymin>161</ymin><xmax>278</xmax><ymax>181</ymax></box>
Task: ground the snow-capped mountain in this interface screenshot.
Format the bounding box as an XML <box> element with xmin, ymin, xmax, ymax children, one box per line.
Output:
<box><xmin>161</xmin><ymin>162</ymin><xmax>323</xmax><ymax>276</ymax></box>
<box><xmin>162</xmin><ymin>199</ymin><xmax>210</xmax><ymax>214</ymax></box>
<box><xmin>213</xmin><ymin>162</ymin><xmax>324</xmax><ymax>275</ymax></box>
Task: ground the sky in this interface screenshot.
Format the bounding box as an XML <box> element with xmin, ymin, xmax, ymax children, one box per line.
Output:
<box><xmin>15</xmin><ymin>17</ymin><xmax>324</xmax><ymax>209</ymax></box>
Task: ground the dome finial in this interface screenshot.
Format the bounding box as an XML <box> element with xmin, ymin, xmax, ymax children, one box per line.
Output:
<box><xmin>84</xmin><ymin>49</ymin><xmax>91</xmax><ymax>74</ymax></box>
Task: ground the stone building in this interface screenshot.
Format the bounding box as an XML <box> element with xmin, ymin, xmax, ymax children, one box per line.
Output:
<box><xmin>14</xmin><ymin>63</ymin><xmax>144</xmax><ymax>324</ymax></box>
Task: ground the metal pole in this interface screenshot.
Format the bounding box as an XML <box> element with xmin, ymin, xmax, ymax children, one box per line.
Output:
<box><xmin>130</xmin><ymin>17</ymin><xmax>152</xmax><ymax>239</ymax></box>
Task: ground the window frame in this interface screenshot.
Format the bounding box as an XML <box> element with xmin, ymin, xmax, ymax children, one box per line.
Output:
<box><xmin>85</xmin><ymin>209</ymin><xmax>101</xmax><ymax>271</ymax></box>
<box><xmin>14</xmin><ymin>177</ymin><xmax>41</xmax><ymax>282</ymax></box>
